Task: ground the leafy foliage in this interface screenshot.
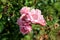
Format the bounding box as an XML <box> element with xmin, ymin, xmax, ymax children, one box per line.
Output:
<box><xmin>0</xmin><ymin>0</ymin><xmax>60</xmax><ymax>40</ymax></box>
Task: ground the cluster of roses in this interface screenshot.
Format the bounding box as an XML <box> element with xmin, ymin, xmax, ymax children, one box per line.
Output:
<box><xmin>17</xmin><ymin>7</ymin><xmax>46</xmax><ymax>35</ymax></box>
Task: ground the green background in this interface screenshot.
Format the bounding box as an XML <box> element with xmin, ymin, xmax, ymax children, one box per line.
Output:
<box><xmin>0</xmin><ymin>0</ymin><xmax>60</xmax><ymax>40</ymax></box>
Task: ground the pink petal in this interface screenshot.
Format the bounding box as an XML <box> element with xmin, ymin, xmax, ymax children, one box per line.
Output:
<box><xmin>20</xmin><ymin>7</ymin><xmax>30</xmax><ymax>15</ymax></box>
<box><xmin>20</xmin><ymin>25</ymin><xmax>32</xmax><ymax>35</ymax></box>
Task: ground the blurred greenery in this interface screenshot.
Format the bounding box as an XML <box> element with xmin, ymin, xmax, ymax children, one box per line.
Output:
<box><xmin>0</xmin><ymin>0</ymin><xmax>60</xmax><ymax>40</ymax></box>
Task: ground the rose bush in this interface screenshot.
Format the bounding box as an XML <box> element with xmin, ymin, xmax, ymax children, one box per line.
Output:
<box><xmin>0</xmin><ymin>0</ymin><xmax>60</xmax><ymax>40</ymax></box>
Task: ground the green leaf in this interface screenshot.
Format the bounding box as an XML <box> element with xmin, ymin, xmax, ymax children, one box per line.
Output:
<box><xmin>0</xmin><ymin>6</ymin><xmax>3</xmax><ymax>12</ymax></box>
<box><xmin>0</xmin><ymin>13</ymin><xmax>2</xmax><ymax>19</ymax></box>
<box><xmin>40</xmin><ymin>30</ymin><xmax>45</xmax><ymax>35</ymax></box>
<box><xmin>1</xmin><ymin>0</ymin><xmax>7</xmax><ymax>4</ymax></box>
<box><xmin>24</xmin><ymin>35</ymin><xmax>31</xmax><ymax>40</ymax></box>
<box><xmin>46</xmin><ymin>6</ymin><xmax>55</xmax><ymax>15</ymax></box>
<box><xmin>51</xmin><ymin>0</ymin><xmax>54</xmax><ymax>3</ymax></box>
<box><xmin>2</xmin><ymin>38</ymin><xmax>7</xmax><ymax>40</ymax></box>
<box><xmin>54</xmin><ymin>2</ymin><xmax>60</xmax><ymax>11</ymax></box>
<box><xmin>0</xmin><ymin>23</ymin><xmax>4</xmax><ymax>33</ymax></box>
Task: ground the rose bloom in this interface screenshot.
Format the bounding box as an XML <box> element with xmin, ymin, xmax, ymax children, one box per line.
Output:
<box><xmin>20</xmin><ymin>25</ymin><xmax>32</xmax><ymax>35</ymax></box>
<box><xmin>17</xmin><ymin>7</ymin><xmax>46</xmax><ymax>35</ymax></box>
<box><xmin>17</xmin><ymin>17</ymin><xmax>32</xmax><ymax>35</ymax></box>
<box><xmin>23</xmin><ymin>9</ymin><xmax>46</xmax><ymax>26</ymax></box>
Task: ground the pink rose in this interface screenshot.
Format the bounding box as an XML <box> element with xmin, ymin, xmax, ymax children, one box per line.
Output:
<box><xmin>20</xmin><ymin>7</ymin><xmax>30</xmax><ymax>15</ymax></box>
<box><xmin>17</xmin><ymin>18</ymin><xmax>31</xmax><ymax>26</ymax></box>
<box><xmin>20</xmin><ymin>25</ymin><xmax>32</xmax><ymax>35</ymax></box>
<box><xmin>17</xmin><ymin>17</ymin><xmax>32</xmax><ymax>35</ymax></box>
<box><xmin>27</xmin><ymin>9</ymin><xmax>46</xmax><ymax>26</ymax></box>
<box><xmin>17</xmin><ymin>7</ymin><xmax>46</xmax><ymax>35</ymax></box>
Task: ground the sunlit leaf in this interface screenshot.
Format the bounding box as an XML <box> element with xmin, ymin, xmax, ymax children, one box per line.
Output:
<box><xmin>0</xmin><ymin>13</ymin><xmax>2</xmax><ymax>19</ymax></box>
<box><xmin>1</xmin><ymin>0</ymin><xmax>7</xmax><ymax>4</ymax></box>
